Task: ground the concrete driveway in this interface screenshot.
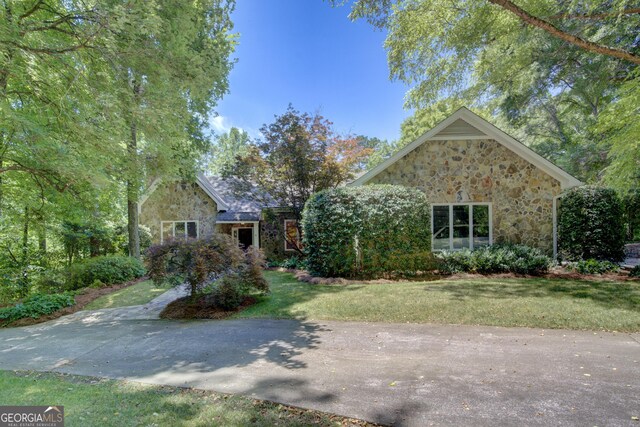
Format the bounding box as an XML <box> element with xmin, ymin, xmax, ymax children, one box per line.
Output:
<box><xmin>0</xmin><ymin>305</ymin><xmax>638</xmax><ymax>426</ymax></box>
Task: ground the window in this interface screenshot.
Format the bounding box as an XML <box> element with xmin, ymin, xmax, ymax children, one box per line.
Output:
<box><xmin>284</xmin><ymin>219</ymin><xmax>302</xmax><ymax>251</ymax></box>
<box><xmin>161</xmin><ymin>220</ymin><xmax>198</xmax><ymax>243</ymax></box>
<box><xmin>432</xmin><ymin>204</ymin><xmax>491</xmax><ymax>251</ymax></box>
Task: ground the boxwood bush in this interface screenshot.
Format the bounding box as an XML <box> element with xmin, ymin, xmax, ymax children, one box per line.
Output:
<box><xmin>566</xmin><ymin>259</ymin><xmax>620</xmax><ymax>275</ymax></box>
<box><xmin>558</xmin><ymin>186</ymin><xmax>625</xmax><ymax>261</ymax></box>
<box><xmin>436</xmin><ymin>244</ymin><xmax>552</xmax><ymax>275</ymax></box>
<box><xmin>65</xmin><ymin>255</ymin><xmax>146</xmax><ymax>290</ymax></box>
<box><xmin>302</xmin><ymin>185</ymin><xmax>434</xmax><ymax>278</ymax></box>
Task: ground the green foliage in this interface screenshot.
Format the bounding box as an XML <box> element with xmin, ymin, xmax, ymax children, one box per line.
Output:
<box><xmin>65</xmin><ymin>256</ymin><xmax>146</xmax><ymax>291</ymax></box>
<box><xmin>146</xmin><ymin>235</ymin><xmax>269</xmax><ymax>304</ymax></box>
<box><xmin>558</xmin><ymin>186</ymin><xmax>626</xmax><ymax>261</ymax></box>
<box><xmin>622</xmin><ymin>189</ymin><xmax>640</xmax><ymax>242</ymax></box>
<box><xmin>267</xmin><ymin>256</ymin><xmax>307</xmax><ymax>270</ymax></box>
<box><xmin>629</xmin><ymin>265</ymin><xmax>640</xmax><ymax>278</ymax></box>
<box><xmin>435</xmin><ymin>244</ymin><xmax>553</xmax><ymax>275</ymax></box>
<box><xmin>0</xmin><ymin>293</ymin><xmax>74</xmax><ymax>324</ymax></box>
<box><xmin>567</xmin><ymin>259</ymin><xmax>620</xmax><ymax>275</ymax></box>
<box><xmin>303</xmin><ymin>185</ymin><xmax>433</xmax><ymax>278</ymax></box>
<box><xmin>207</xmin><ymin>127</ymin><xmax>252</xmax><ymax>175</ymax></box>
<box><xmin>229</xmin><ymin>105</ymin><xmax>371</xmax><ymax>222</ymax></box>
<box><xmin>342</xmin><ymin>1</ymin><xmax>639</xmax><ymax>188</ymax></box>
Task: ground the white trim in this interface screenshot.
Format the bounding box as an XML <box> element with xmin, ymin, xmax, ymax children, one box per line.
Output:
<box><xmin>216</xmin><ymin>220</ymin><xmax>260</xmax><ymax>224</ymax></box>
<box><xmin>348</xmin><ymin>107</ymin><xmax>583</xmax><ymax>190</ymax></box>
<box><xmin>284</xmin><ymin>219</ymin><xmax>301</xmax><ymax>252</ymax></box>
<box><xmin>138</xmin><ymin>173</ymin><xmax>229</xmax><ymax>213</ymax></box>
<box><xmin>160</xmin><ymin>220</ymin><xmax>199</xmax><ymax>244</ymax></box>
<box><xmin>218</xmin><ymin>221</ymin><xmax>260</xmax><ymax>249</ymax></box>
<box><xmin>431</xmin><ymin>203</ymin><xmax>493</xmax><ymax>251</ymax></box>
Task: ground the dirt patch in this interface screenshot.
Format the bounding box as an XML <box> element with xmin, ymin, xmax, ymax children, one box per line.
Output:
<box><xmin>160</xmin><ymin>295</ymin><xmax>257</xmax><ymax>320</ymax></box>
<box><xmin>3</xmin><ymin>277</ymin><xmax>148</xmax><ymax>328</ymax></box>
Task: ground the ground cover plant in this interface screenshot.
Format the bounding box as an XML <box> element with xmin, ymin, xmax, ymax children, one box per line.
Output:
<box><xmin>0</xmin><ymin>370</ymin><xmax>372</xmax><ymax>427</ymax></box>
<box><xmin>235</xmin><ymin>271</ymin><xmax>640</xmax><ymax>332</ymax></box>
<box><xmin>303</xmin><ymin>184</ymin><xmax>434</xmax><ymax>278</ymax></box>
<box><xmin>65</xmin><ymin>255</ymin><xmax>146</xmax><ymax>290</ymax></box>
<box><xmin>435</xmin><ymin>244</ymin><xmax>553</xmax><ymax>275</ymax></box>
<box><xmin>0</xmin><ymin>293</ymin><xmax>74</xmax><ymax>325</ymax></box>
<box><xmin>566</xmin><ymin>259</ymin><xmax>620</xmax><ymax>275</ymax></box>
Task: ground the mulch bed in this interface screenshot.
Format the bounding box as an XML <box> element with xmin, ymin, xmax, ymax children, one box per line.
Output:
<box><xmin>160</xmin><ymin>295</ymin><xmax>258</xmax><ymax>320</ymax></box>
<box><xmin>273</xmin><ymin>267</ymin><xmax>638</xmax><ymax>285</ymax></box>
<box><xmin>3</xmin><ymin>277</ymin><xmax>148</xmax><ymax>328</ymax></box>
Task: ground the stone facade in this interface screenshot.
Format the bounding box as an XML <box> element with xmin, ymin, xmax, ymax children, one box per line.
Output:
<box><xmin>260</xmin><ymin>209</ymin><xmax>300</xmax><ymax>261</ymax></box>
<box><xmin>140</xmin><ymin>182</ymin><xmax>218</xmax><ymax>243</ymax></box>
<box><xmin>369</xmin><ymin>139</ymin><xmax>562</xmax><ymax>251</ymax></box>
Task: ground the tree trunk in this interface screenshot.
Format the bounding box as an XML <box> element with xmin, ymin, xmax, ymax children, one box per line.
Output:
<box><xmin>20</xmin><ymin>206</ymin><xmax>29</xmax><ymax>295</ymax></box>
<box><xmin>127</xmin><ymin>119</ymin><xmax>141</xmax><ymax>259</ymax></box>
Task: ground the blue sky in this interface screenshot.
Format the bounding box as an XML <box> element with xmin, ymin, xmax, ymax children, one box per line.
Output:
<box><xmin>210</xmin><ymin>0</ymin><xmax>413</xmax><ymax>142</ymax></box>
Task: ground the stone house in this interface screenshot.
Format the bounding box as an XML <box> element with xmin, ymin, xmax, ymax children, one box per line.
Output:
<box><xmin>348</xmin><ymin>107</ymin><xmax>582</xmax><ymax>256</ymax></box>
<box><xmin>139</xmin><ymin>175</ymin><xmax>300</xmax><ymax>261</ymax></box>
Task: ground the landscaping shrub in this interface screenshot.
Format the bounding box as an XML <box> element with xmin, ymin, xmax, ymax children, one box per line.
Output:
<box><xmin>623</xmin><ymin>189</ymin><xmax>640</xmax><ymax>242</ymax></box>
<box><xmin>146</xmin><ymin>236</ymin><xmax>269</xmax><ymax>310</ymax></box>
<box><xmin>567</xmin><ymin>259</ymin><xmax>620</xmax><ymax>275</ymax></box>
<box><xmin>436</xmin><ymin>244</ymin><xmax>552</xmax><ymax>275</ymax></box>
<box><xmin>629</xmin><ymin>265</ymin><xmax>640</xmax><ymax>278</ymax></box>
<box><xmin>267</xmin><ymin>256</ymin><xmax>307</xmax><ymax>270</ymax></box>
<box><xmin>558</xmin><ymin>186</ymin><xmax>625</xmax><ymax>261</ymax></box>
<box><xmin>65</xmin><ymin>255</ymin><xmax>146</xmax><ymax>290</ymax></box>
<box><xmin>302</xmin><ymin>185</ymin><xmax>433</xmax><ymax>278</ymax></box>
<box><xmin>0</xmin><ymin>293</ymin><xmax>75</xmax><ymax>324</ymax></box>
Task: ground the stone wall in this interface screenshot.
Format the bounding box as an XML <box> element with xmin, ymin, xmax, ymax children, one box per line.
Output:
<box><xmin>260</xmin><ymin>209</ymin><xmax>299</xmax><ymax>261</ymax></box>
<box><xmin>140</xmin><ymin>182</ymin><xmax>218</xmax><ymax>243</ymax></box>
<box><xmin>368</xmin><ymin>139</ymin><xmax>562</xmax><ymax>251</ymax></box>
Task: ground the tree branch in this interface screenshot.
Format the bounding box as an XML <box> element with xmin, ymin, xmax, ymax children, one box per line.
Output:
<box><xmin>487</xmin><ymin>0</ymin><xmax>640</xmax><ymax>65</ymax></box>
<box><xmin>547</xmin><ymin>8</ymin><xmax>640</xmax><ymax>21</ymax></box>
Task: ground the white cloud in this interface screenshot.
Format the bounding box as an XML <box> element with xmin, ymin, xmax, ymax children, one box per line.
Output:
<box><xmin>209</xmin><ymin>115</ymin><xmax>232</xmax><ymax>134</ymax></box>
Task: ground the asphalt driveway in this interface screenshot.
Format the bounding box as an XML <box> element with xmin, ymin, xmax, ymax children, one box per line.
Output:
<box><xmin>0</xmin><ymin>306</ymin><xmax>638</xmax><ymax>426</ymax></box>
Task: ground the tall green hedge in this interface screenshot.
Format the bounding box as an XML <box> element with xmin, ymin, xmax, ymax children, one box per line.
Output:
<box><xmin>558</xmin><ymin>186</ymin><xmax>625</xmax><ymax>261</ymax></box>
<box><xmin>302</xmin><ymin>185</ymin><xmax>433</xmax><ymax>278</ymax></box>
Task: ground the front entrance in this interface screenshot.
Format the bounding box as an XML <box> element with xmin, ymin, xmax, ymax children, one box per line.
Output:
<box><xmin>232</xmin><ymin>227</ymin><xmax>253</xmax><ymax>249</ymax></box>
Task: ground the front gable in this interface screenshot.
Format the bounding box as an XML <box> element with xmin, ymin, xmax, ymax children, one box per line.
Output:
<box><xmin>350</xmin><ymin>107</ymin><xmax>582</xmax><ymax>190</ymax></box>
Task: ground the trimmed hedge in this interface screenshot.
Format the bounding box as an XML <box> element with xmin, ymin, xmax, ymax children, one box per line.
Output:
<box><xmin>436</xmin><ymin>244</ymin><xmax>552</xmax><ymax>275</ymax></box>
<box><xmin>558</xmin><ymin>186</ymin><xmax>625</xmax><ymax>262</ymax></box>
<box><xmin>66</xmin><ymin>255</ymin><xmax>146</xmax><ymax>290</ymax></box>
<box><xmin>0</xmin><ymin>293</ymin><xmax>75</xmax><ymax>324</ymax></box>
<box><xmin>302</xmin><ymin>185</ymin><xmax>434</xmax><ymax>278</ymax></box>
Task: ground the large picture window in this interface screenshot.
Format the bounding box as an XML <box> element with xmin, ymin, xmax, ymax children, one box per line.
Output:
<box><xmin>432</xmin><ymin>204</ymin><xmax>491</xmax><ymax>251</ymax></box>
<box><xmin>161</xmin><ymin>220</ymin><xmax>198</xmax><ymax>243</ymax></box>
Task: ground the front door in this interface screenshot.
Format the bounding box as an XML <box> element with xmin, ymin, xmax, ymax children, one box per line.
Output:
<box><xmin>233</xmin><ymin>227</ymin><xmax>253</xmax><ymax>249</ymax></box>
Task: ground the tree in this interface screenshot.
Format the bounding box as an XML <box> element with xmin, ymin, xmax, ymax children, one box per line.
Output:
<box><xmin>105</xmin><ymin>0</ymin><xmax>236</xmax><ymax>258</ymax></box>
<box><xmin>340</xmin><ymin>0</ymin><xmax>639</xmax><ymax>187</ymax></box>
<box><xmin>231</xmin><ymin>106</ymin><xmax>370</xmax><ymax>252</ymax></box>
<box><xmin>207</xmin><ymin>127</ymin><xmax>252</xmax><ymax>175</ymax></box>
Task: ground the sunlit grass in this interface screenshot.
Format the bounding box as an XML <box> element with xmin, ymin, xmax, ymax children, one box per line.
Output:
<box><xmin>235</xmin><ymin>271</ymin><xmax>640</xmax><ymax>331</ymax></box>
<box><xmin>0</xmin><ymin>370</ymin><xmax>360</xmax><ymax>427</ymax></box>
<box><xmin>84</xmin><ymin>280</ymin><xmax>171</xmax><ymax>310</ymax></box>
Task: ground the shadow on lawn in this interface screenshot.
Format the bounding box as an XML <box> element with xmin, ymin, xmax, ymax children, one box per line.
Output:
<box><xmin>424</xmin><ymin>277</ymin><xmax>640</xmax><ymax>311</ymax></box>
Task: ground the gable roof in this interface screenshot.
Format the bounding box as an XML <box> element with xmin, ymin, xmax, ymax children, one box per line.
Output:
<box><xmin>204</xmin><ymin>175</ymin><xmax>278</xmax><ymax>213</ymax></box>
<box><xmin>138</xmin><ymin>173</ymin><xmax>229</xmax><ymax>211</ymax></box>
<box><xmin>349</xmin><ymin>107</ymin><xmax>582</xmax><ymax>190</ymax></box>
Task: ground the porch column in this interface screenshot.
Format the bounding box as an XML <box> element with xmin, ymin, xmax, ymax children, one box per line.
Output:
<box><xmin>252</xmin><ymin>222</ymin><xmax>260</xmax><ymax>248</ymax></box>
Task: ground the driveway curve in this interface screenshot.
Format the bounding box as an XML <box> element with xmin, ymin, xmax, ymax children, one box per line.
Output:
<box><xmin>0</xmin><ymin>298</ymin><xmax>638</xmax><ymax>426</ymax></box>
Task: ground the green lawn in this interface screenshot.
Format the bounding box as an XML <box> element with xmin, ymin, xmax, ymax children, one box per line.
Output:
<box><xmin>83</xmin><ymin>280</ymin><xmax>172</xmax><ymax>310</ymax></box>
<box><xmin>0</xmin><ymin>370</ymin><xmax>361</xmax><ymax>427</ymax></box>
<box><xmin>235</xmin><ymin>271</ymin><xmax>640</xmax><ymax>332</ymax></box>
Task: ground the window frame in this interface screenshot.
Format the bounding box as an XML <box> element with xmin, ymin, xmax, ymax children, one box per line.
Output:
<box><xmin>431</xmin><ymin>203</ymin><xmax>492</xmax><ymax>251</ymax></box>
<box><xmin>283</xmin><ymin>219</ymin><xmax>301</xmax><ymax>252</ymax></box>
<box><xmin>160</xmin><ymin>220</ymin><xmax>199</xmax><ymax>243</ymax></box>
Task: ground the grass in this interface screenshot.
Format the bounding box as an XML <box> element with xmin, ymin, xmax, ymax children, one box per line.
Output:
<box><xmin>0</xmin><ymin>370</ymin><xmax>368</xmax><ymax>427</ymax></box>
<box><xmin>235</xmin><ymin>271</ymin><xmax>640</xmax><ymax>332</ymax></box>
<box><xmin>83</xmin><ymin>280</ymin><xmax>171</xmax><ymax>310</ymax></box>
